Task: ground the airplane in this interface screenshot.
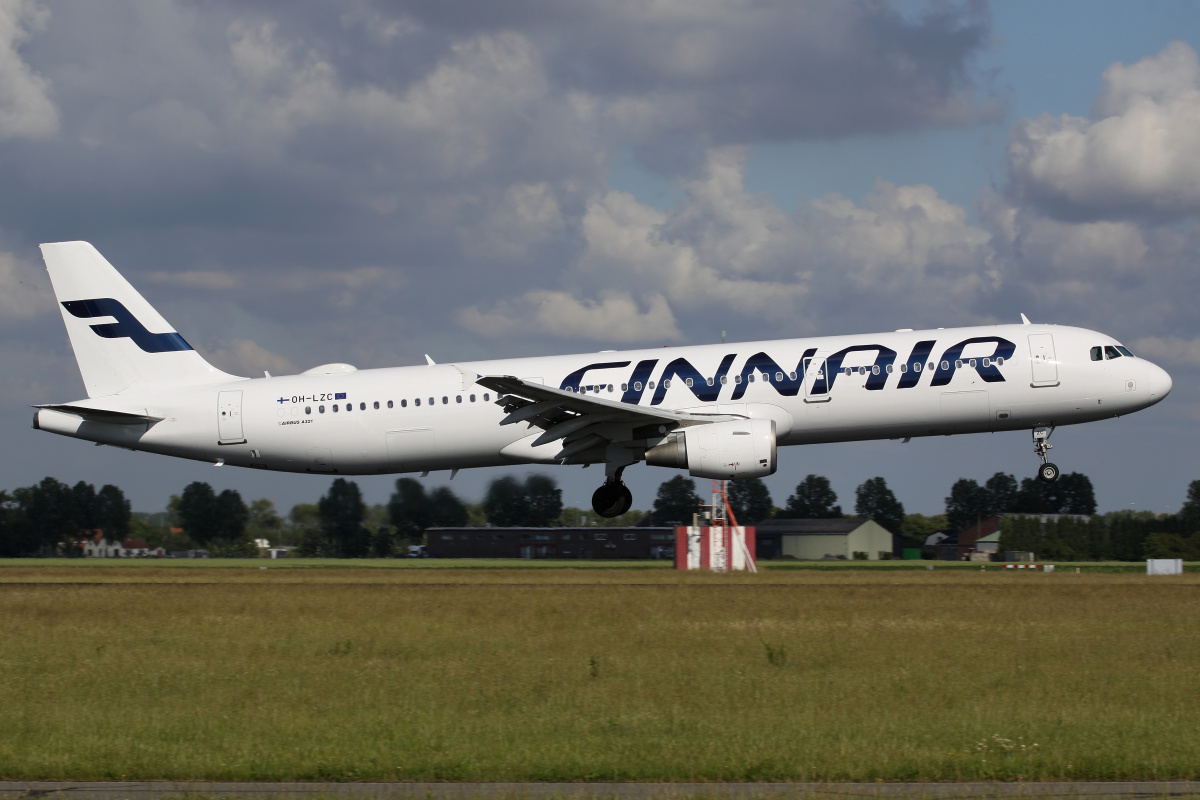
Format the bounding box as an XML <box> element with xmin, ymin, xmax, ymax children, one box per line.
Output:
<box><xmin>32</xmin><ymin>241</ymin><xmax>1172</xmax><ymax>517</ymax></box>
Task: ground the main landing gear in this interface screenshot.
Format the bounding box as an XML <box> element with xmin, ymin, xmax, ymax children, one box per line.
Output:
<box><xmin>592</xmin><ymin>465</ymin><xmax>634</xmax><ymax>518</ymax></box>
<box><xmin>1033</xmin><ymin>426</ymin><xmax>1059</xmax><ymax>483</ymax></box>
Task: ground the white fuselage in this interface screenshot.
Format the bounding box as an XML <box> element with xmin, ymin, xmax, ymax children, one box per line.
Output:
<box><xmin>35</xmin><ymin>323</ymin><xmax>1172</xmax><ymax>476</ymax></box>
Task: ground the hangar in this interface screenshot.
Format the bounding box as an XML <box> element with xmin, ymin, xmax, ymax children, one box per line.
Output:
<box><xmin>754</xmin><ymin>518</ymin><xmax>896</xmax><ymax>560</ymax></box>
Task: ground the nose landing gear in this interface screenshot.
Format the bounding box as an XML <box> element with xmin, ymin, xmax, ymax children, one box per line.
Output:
<box><xmin>1033</xmin><ymin>426</ymin><xmax>1059</xmax><ymax>482</ymax></box>
<box><xmin>592</xmin><ymin>465</ymin><xmax>634</xmax><ymax>518</ymax></box>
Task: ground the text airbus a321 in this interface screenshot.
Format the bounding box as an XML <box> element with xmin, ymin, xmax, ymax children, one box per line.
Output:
<box><xmin>33</xmin><ymin>242</ymin><xmax>1172</xmax><ymax>517</ymax></box>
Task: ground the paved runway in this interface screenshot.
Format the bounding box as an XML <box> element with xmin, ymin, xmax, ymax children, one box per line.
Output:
<box><xmin>1</xmin><ymin>782</ymin><xmax>1198</xmax><ymax>800</ymax></box>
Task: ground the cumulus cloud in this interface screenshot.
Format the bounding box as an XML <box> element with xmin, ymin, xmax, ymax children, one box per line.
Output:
<box><xmin>459</xmin><ymin>289</ymin><xmax>681</xmax><ymax>344</ymax></box>
<box><xmin>0</xmin><ymin>0</ymin><xmax>57</xmax><ymax>139</ymax></box>
<box><xmin>1007</xmin><ymin>42</ymin><xmax>1200</xmax><ymax>219</ymax></box>
<box><xmin>198</xmin><ymin>338</ymin><xmax>298</xmax><ymax>377</ymax></box>
<box><xmin>0</xmin><ymin>250</ymin><xmax>52</xmax><ymax>320</ymax></box>
<box><xmin>1130</xmin><ymin>336</ymin><xmax>1200</xmax><ymax>370</ymax></box>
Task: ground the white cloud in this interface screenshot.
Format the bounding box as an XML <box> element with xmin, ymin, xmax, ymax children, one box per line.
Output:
<box><xmin>1130</xmin><ymin>335</ymin><xmax>1200</xmax><ymax>369</ymax></box>
<box><xmin>198</xmin><ymin>338</ymin><xmax>297</xmax><ymax>377</ymax></box>
<box><xmin>0</xmin><ymin>250</ymin><xmax>52</xmax><ymax>320</ymax></box>
<box><xmin>459</xmin><ymin>289</ymin><xmax>682</xmax><ymax>344</ymax></box>
<box><xmin>0</xmin><ymin>0</ymin><xmax>57</xmax><ymax>139</ymax></box>
<box><xmin>1007</xmin><ymin>42</ymin><xmax>1200</xmax><ymax>218</ymax></box>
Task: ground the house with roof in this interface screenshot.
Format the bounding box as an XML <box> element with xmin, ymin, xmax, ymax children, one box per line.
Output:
<box><xmin>754</xmin><ymin>518</ymin><xmax>896</xmax><ymax>560</ymax></box>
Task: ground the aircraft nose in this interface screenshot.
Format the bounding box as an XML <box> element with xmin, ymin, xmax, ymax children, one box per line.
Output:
<box><xmin>1143</xmin><ymin>360</ymin><xmax>1173</xmax><ymax>403</ymax></box>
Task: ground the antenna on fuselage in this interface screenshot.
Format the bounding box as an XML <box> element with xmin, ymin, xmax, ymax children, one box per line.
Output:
<box><xmin>1020</xmin><ymin>314</ymin><xmax>1032</xmax><ymax>325</ymax></box>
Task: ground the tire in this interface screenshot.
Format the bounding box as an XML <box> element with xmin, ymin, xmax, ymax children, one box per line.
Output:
<box><xmin>1039</xmin><ymin>462</ymin><xmax>1060</xmax><ymax>483</ymax></box>
<box><xmin>615</xmin><ymin>484</ymin><xmax>633</xmax><ymax>516</ymax></box>
<box><xmin>592</xmin><ymin>483</ymin><xmax>626</xmax><ymax>518</ymax></box>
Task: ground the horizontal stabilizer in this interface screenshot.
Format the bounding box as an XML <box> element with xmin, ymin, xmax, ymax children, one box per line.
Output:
<box><xmin>33</xmin><ymin>404</ymin><xmax>163</xmax><ymax>424</ymax></box>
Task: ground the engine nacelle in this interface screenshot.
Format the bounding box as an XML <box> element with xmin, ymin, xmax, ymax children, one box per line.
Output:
<box><xmin>645</xmin><ymin>418</ymin><xmax>777</xmax><ymax>480</ymax></box>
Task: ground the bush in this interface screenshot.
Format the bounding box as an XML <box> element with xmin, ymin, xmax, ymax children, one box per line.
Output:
<box><xmin>852</xmin><ymin>551</ymin><xmax>869</xmax><ymax>560</ymax></box>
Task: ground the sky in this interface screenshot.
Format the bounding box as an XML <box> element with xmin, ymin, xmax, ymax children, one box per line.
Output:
<box><xmin>2</xmin><ymin>0</ymin><xmax>1200</xmax><ymax>518</ymax></box>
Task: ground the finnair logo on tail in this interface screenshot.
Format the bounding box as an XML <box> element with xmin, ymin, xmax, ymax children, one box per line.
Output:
<box><xmin>61</xmin><ymin>298</ymin><xmax>193</xmax><ymax>353</ymax></box>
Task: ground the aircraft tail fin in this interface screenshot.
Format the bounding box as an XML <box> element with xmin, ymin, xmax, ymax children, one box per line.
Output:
<box><xmin>40</xmin><ymin>241</ymin><xmax>241</xmax><ymax>398</ymax></box>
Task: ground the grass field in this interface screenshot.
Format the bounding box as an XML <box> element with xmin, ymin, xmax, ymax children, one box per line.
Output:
<box><xmin>1</xmin><ymin>562</ymin><xmax>1197</xmax><ymax>781</ymax></box>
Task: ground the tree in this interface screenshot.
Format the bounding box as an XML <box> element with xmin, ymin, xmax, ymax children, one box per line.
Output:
<box><xmin>524</xmin><ymin>474</ymin><xmax>562</xmax><ymax>527</ymax></box>
<box><xmin>984</xmin><ymin>472</ymin><xmax>1019</xmax><ymax>514</ymax></box>
<box><xmin>178</xmin><ymin>482</ymin><xmax>249</xmax><ymax>546</ymax></box>
<box><xmin>246</xmin><ymin>499</ymin><xmax>283</xmax><ymax>545</ymax></box>
<box><xmin>900</xmin><ymin>513</ymin><xmax>949</xmax><ymax>548</ymax></box>
<box><xmin>854</xmin><ymin>477</ymin><xmax>904</xmax><ymax>534</ymax></box>
<box><xmin>318</xmin><ymin>478</ymin><xmax>369</xmax><ymax>557</ymax></box>
<box><xmin>651</xmin><ymin>475</ymin><xmax>701</xmax><ymax>526</ymax></box>
<box><xmin>95</xmin><ymin>485</ymin><xmax>131</xmax><ymax>541</ymax></box>
<box><xmin>728</xmin><ymin>477</ymin><xmax>773</xmax><ymax>524</ymax></box>
<box><xmin>1180</xmin><ymin>480</ymin><xmax>1200</xmax><ymax>534</ymax></box>
<box><xmin>1012</xmin><ymin>473</ymin><xmax>1097</xmax><ymax>515</ymax></box>
<box><xmin>20</xmin><ymin>477</ymin><xmax>82</xmax><ymax>552</ymax></box>
<box><xmin>483</xmin><ymin>474</ymin><xmax>560</xmax><ymax>526</ymax></box>
<box><xmin>389</xmin><ymin>478</ymin><xmax>432</xmax><ymax>541</ymax></box>
<box><xmin>428</xmin><ymin>487</ymin><xmax>469</xmax><ymax>527</ymax></box>
<box><xmin>0</xmin><ymin>490</ymin><xmax>36</xmax><ymax>557</ymax></box>
<box><xmin>944</xmin><ymin>478</ymin><xmax>991</xmax><ymax>531</ymax></box>
<box><xmin>783</xmin><ymin>475</ymin><xmax>841</xmax><ymax>518</ymax></box>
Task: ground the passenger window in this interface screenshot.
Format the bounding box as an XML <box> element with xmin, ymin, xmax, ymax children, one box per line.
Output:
<box><xmin>373</xmin><ymin>401</ymin><xmax>379</xmax><ymax>409</ymax></box>
<box><xmin>456</xmin><ymin>396</ymin><xmax>462</xmax><ymax>403</ymax></box>
<box><xmin>996</xmin><ymin>357</ymin><xmax>1005</xmax><ymax>366</ymax></box>
<box><xmin>442</xmin><ymin>396</ymin><xmax>448</xmax><ymax>404</ymax></box>
<box><xmin>954</xmin><ymin>360</ymin><xmax>962</xmax><ymax>369</ymax></box>
<box><xmin>470</xmin><ymin>394</ymin><xmax>476</xmax><ymax>402</ymax></box>
<box><xmin>982</xmin><ymin>358</ymin><xmax>991</xmax><ymax>368</ymax></box>
<box><xmin>685</xmin><ymin>378</ymin><xmax>694</xmax><ymax>387</ymax></box>
<box><xmin>415</xmin><ymin>398</ymin><xmax>421</xmax><ymax>406</ymax></box>
<box><xmin>621</xmin><ymin>383</ymin><xmax>628</xmax><ymax>391</ymax></box>
<box><xmin>776</xmin><ymin>372</ymin><xmax>784</xmax><ymax>382</ymax></box>
<box><xmin>648</xmin><ymin>381</ymin><xmax>655</xmax><ymax>389</ymax></box>
<box><xmin>634</xmin><ymin>381</ymin><xmax>642</xmax><ymax>391</ymax></box>
<box><xmin>483</xmin><ymin>393</ymin><xmax>490</xmax><ymax>401</ymax></box>
<box><xmin>899</xmin><ymin>363</ymin><xmax>907</xmax><ymax>373</ymax></box>
<box><xmin>607</xmin><ymin>384</ymin><xmax>613</xmax><ymax>392</ymax></box>
<box><xmin>388</xmin><ymin>400</ymin><xmax>394</xmax><ymax>408</ymax></box>
<box><xmin>885</xmin><ymin>364</ymin><xmax>893</xmax><ymax>374</ymax></box>
<box><xmin>1105</xmin><ymin>346</ymin><xmax>1122</xmax><ymax>359</ymax></box>
<box><xmin>748</xmin><ymin>374</ymin><xmax>755</xmax><ymax>382</ymax></box>
<box><xmin>968</xmin><ymin>359</ymin><xmax>976</xmax><ymax>368</ymax></box>
<box><xmin>319</xmin><ymin>405</ymin><xmax>325</xmax><ymax>414</ymax></box>
<box><xmin>789</xmin><ymin>372</ymin><xmax>797</xmax><ymax>380</ymax></box>
<box><xmin>305</xmin><ymin>406</ymin><xmax>311</xmax><ymax>415</ymax></box>
<box><xmin>872</xmin><ymin>365</ymin><xmax>880</xmax><ymax>375</ymax></box>
<box><xmin>360</xmin><ymin>402</ymin><xmax>366</xmax><ymax>410</ymax></box>
<box><xmin>1091</xmin><ymin>346</ymin><xmax>1103</xmax><ymax>361</ymax></box>
<box><xmin>941</xmin><ymin>361</ymin><xmax>950</xmax><ymax>370</ymax></box>
<box><xmin>1117</xmin><ymin>346</ymin><xmax>1134</xmax><ymax>357</ymax></box>
<box><xmin>720</xmin><ymin>375</ymin><xmax>727</xmax><ymax>385</ymax></box>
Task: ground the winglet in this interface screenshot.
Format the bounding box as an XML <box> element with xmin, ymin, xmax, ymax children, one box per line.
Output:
<box><xmin>425</xmin><ymin>354</ymin><xmax>436</xmax><ymax>365</ymax></box>
<box><xmin>1020</xmin><ymin>313</ymin><xmax>1032</xmax><ymax>325</ymax></box>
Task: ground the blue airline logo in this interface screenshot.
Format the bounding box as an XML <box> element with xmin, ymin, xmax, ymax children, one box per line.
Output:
<box><xmin>559</xmin><ymin>336</ymin><xmax>1017</xmax><ymax>404</ymax></box>
<box><xmin>61</xmin><ymin>298</ymin><xmax>193</xmax><ymax>353</ymax></box>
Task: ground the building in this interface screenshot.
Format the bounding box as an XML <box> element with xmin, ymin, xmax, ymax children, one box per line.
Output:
<box><xmin>948</xmin><ymin>513</ymin><xmax>1093</xmax><ymax>561</ymax></box>
<box><xmin>754</xmin><ymin>518</ymin><xmax>896</xmax><ymax>560</ymax></box>
<box><xmin>426</xmin><ymin>527</ymin><xmax>676</xmax><ymax>559</ymax></box>
<box><xmin>80</xmin><ymin>531</ymin><xmax>166</xmax><ymax>558</ymax></box>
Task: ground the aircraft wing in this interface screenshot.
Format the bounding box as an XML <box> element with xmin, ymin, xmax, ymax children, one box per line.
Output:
<box><xmin>476</xmin><ymin>374</ymin><xmax>734</xmax><ymax>462</ymax></box>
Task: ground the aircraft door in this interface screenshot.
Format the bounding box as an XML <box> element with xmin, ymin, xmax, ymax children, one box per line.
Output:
<box><xmin>217</xmin><ymin>391</ymin><xmax>245</xmax><ymax>443</ymax></box>
<box><xmin>1028</xmin><ymin>334</ymin><xmax>1059</xmax><ymax>386</ymax></box>
<box><xmin>802</xmin><ymin>357</ymin><xmax>831</xmax><ymax>402</ymax></box>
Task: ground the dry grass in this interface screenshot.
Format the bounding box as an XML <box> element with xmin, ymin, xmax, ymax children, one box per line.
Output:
<box><xmin>0</xmin><ymin>565</ymin><xmax>1197</xmax><ymax>781</ymax></box>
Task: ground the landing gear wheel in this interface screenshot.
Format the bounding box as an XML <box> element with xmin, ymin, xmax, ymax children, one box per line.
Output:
<box><xmin>1039</xmin><ymin>462</ymin><xmax>1060</xmax><ymax>483</ymax></box>
<box><xmin>592</xmin><ymin>481</ymin><xmax>633</xmax><ymax>518</ymax></box>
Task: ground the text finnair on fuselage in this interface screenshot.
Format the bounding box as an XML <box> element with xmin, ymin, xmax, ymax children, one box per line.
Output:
<box><xmin>32</xmin><ymin>241</ymin><xmax>1172</xmax><ymax>517</ymax></box>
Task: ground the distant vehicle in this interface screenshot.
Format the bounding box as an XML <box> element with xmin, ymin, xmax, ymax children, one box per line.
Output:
<box><xmin>34</xmin><ymin>242</ymin><xmax>1171</xmax><ymax>517</ymax></box>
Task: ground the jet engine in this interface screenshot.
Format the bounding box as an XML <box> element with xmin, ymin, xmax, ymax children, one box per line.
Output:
<box><xmin>645</xmin><ymin>418</ymin><xmax>776</xmax><ymax>480</ymax></box>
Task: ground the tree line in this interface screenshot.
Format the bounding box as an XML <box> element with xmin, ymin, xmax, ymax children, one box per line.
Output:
<box><xmin>3</xmin><ymin>470</ymin><xmax>1198</xmax><ymax>561</ymax></box>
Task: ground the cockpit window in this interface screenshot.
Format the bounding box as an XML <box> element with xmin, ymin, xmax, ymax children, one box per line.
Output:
<box><xmin>1090</xmin><ymin>346</ymin><xmax>1103</xmax><ymax>362</ymax></box>
<box><xmin>1105</xmin><ymin>346</ymin><xmax>1122</xmax><ymax>359</ymax></box>
<box><xmin>1116</xmin><ymin>346</ymin><xmax>1134</xmax><ymax>357</ymax></box>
